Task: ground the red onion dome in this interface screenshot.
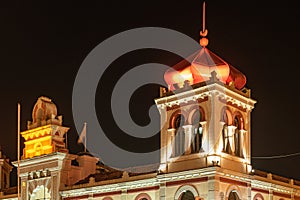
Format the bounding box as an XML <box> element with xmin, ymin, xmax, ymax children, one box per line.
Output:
<box><xmin>164</xmin><ymin>47</ymin><xmax>247</xmax><ymax>91</ymax></box>
<box><xmin>226</xmin><ymin>64</ymin><xmax>247</xmax><ymax>90</ymax></box>
<box><xmin>191</xmin><ymin>47</ymin><xmax>230</xmax><ymax>83</ymax></box>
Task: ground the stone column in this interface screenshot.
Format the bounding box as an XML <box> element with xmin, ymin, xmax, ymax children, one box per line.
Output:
<box><xmin>239</xmin><ymin>129</ymin><xmax>247</xmax><ymax>158</ymax></box>
<box><xmin>52</xmin><ymin>171</ymin><xmax>59</xmax><ymax>200</ymax></box>
<box><xmin>121</xmin><ymin>189</ymin><xmax>127</xmax><ymax>200</ymax></box>
<box><xmin>200</xmin><ymin>121</ymin><xmax>207</xmax><ymax>152</ymax></box>
<box><xmin>227</xmin><ymin>125</ymin><xmax>237</xmax><ymax>155</ymax></box>
<box><xmin>269</xmin><ymin>189</ymin><xmax>273</xmax><ymax>200</ymax></box>
<box><xmin>159</xmin><ymin>182</ymin><xmax>166</xmax><ymax>200</ymax></box>
<box><xmin>219</xmin><ymin>122</ymin><xmax>226</xmax><ymax>153</ymax></box>
<box><xmin>183</xmin><ymin>125</ymin><xmax>192</xmax><ymax>155</ymax></box>
<box><xmin>20</xmin><ymin>175</ymin><xmax>28</xmax><ymax>200</ymax></box>
<box><xmin>207</xmin><ymin>176</ymin><xmax>220</xmax><ymax>200</ymax></box>
<box><xmin>159</xmin><ymin>106</ymin><xmax>168</xmax><ymax>170</ymax></box>
<box><xmin>167</xmin><ymin>128</ymin><xmax>176</xmax><ymax>158</ymax></box>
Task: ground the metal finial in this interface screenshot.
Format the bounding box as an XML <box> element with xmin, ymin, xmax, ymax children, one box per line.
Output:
<box><xmin>200</xmin><ymin>1</ymin><xmax>209</xmax><ymax>47</ymax></box>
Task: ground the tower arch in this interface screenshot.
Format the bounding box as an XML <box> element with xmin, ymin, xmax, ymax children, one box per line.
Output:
<box><xmin>174</xmin><ymin>185</ymin><xmax>199</xmax><ymax>200</ymax></box>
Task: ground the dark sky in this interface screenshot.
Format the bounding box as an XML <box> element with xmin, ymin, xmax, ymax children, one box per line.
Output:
<box><xmin>1</xmin><ymin>1</ymin><xmax>300</xmax><ymax>186</ymax></box>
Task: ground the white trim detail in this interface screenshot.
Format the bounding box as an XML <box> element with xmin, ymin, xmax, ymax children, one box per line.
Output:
<box><xmin>155</xmin><ymin>84</ymin><xmax>256</xmax><ymax>111</ymax></box>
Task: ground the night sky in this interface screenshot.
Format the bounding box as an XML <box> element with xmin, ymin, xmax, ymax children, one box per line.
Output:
<box><xmin>1</xmin><ymin>1</ymin><xmax>300</xmax><ymax>186</ymax></box>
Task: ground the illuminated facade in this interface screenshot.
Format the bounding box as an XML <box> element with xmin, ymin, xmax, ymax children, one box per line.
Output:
<box><xmin>0</xmin><ymin>46</ymin><xmax>299</xmax><ymax>200</ymax></box>
<box><xmin>1</xmin><ymin>6</ymin><xmax>300</xmax><ymax>200</ymax></box>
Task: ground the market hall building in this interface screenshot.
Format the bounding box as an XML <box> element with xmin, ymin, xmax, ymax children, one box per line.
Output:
<box><xmin>1</xmin><ymin>7</ymin><xmax>300</xmax><ymax>200</ymax></box>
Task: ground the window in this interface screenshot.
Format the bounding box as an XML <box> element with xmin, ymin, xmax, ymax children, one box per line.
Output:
<box><xmin>228</xmin><ymin>191</ymin><xmax>240</xmax><ymax>200</ymax></box>
<box><xmin>222</xmin><ymin>110</ymin><xmax>229</xmax><ymax>124</ymax></box>
<box><xmin>174</xmin><ymin>185</ymin><xmax>199</xmax><ymax>200</ymax></box>
<box><xmin>103</xmin><ymin>198</ymin><xmax>113</xmax><ymax>200</ymax></box>
<box><xmin>103</xmin><ymin>197</ymin><xmax>113</xmax><ymax>200</ymax></box>
<box><xmin>180</xmin><ymin>190</ymin><xmax>195</xmax><ymax>200</ymax></box>
<box><xmin>222</xmin><ymin>124</ymin><xmax>231</xmax><ymax>154</ymax></box>
<box><xmin>233</xmin><ymin>114</ymin><xmax>245</xmax><ymax>158</ymax></box>
<box><xmin>221</xmin><ymin>109</ymin><xmax>245</xmax><ymax>158</ymax></box>
<box><xmin>233</xmin><ymin>117</ymin><xmax>241</xmax><ymax>157</ymax></box>
<box><xmin>253</xmin><ymin>193</ymin><xmax>264</xmax><ymax>200</ymax></box>
<box><xmin>221</xmin><ymin>109</ymin><xmax>232</xmax><ymax>154</ymax></box>
<box><xmin>173</xmin><ymin>114</ymin><xmax>185</xmax><ymax>157</ymax></box>
<box><xmin>135</xmin><ymin>193</ymin><xmax>151</xmax><ymax>200</ymax></box>
<box><xmin>191</xmin><ymin>110</ymin><xmax>203</xmax><ymax>153</ymax></box>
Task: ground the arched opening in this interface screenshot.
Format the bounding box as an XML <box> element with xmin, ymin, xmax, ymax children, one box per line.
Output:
<box><xmin>221</xmin><ymin>108</ymin><xmax>233</xmax><ymax>125</ymax></box>
<box><xmin>174</xmin><ymin>185</ymin><xmax>199</xmax><ymax>200</ymax></box>
<box><xmin>173</xmin><ymin>114</ymin><xmax>186</xmax><ymax>157</ymax></box>
<box><xmin>233</xmin><ymin>113</ymin><xmax>245</xmax><ymax>158</ymax></box>
<box><xmin>233</xmin><ymin>117</ymin><xmax>240</xmax><ymax>156</ymax></box>
<box><xmin>221</xmin><ymin>108</ymin><xmax>233</xmax><ymax>154</ymax></box>
<box><xmin>253</xmin><ymin>193</ymin><xmax>264</xmax><ymax>200</ymax></box>
<box><xmin>179</xmin><ymin>190</ymin><xmax>195</xmax><ymax>200</ymax></box>
<box><xmin>228</xmin><ymin>191</ymin><xmax>240</xmax><ymax>200</ymax></box>
<box><xmin>103</xmin><ymin>197</ymin><xmax>113</xmax><ymax>200</ymax></box>
<box><xmin>191</xmin><ymin>109</ymin><xmax>204</xmax><ymax>153</ymax></box>
<box><xmin>135</xmin><ymin>193</ymin><xmax>151</xmax><ymax>200</ymax></box>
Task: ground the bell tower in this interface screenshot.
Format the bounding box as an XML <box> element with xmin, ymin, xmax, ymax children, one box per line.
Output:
<box><xmin>156</xmin><ymin>72</ymin><xmax>256</xmax><ymax>174</ymax></box>
<box><xmin>22</xmin><ymin>96</ymin><xmax>69</xmax><ymax>159</ymax></box>
<box><xmin>13</xmin><ymin>96</ymin><xmax>73</xmax><ymax>200</ymax></box>
<box><xmin>155</xmin><ymin>2</ymin><xmax>256</xmax><ymax>174</ymax></box>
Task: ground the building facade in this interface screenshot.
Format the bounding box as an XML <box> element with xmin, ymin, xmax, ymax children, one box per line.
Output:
<box><xmin>1</xmin><ymin>7</ymin><xmax>300</xmax><ymax>200</ymax></box>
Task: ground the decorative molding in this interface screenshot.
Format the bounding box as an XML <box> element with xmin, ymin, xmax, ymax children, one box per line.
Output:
<box><xmin>156</xmin><ymin>84</ymin><xmax>256</xmax><ymax>111</ymax></box>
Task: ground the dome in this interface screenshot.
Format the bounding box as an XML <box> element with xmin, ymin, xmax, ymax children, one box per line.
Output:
<box><xmin>191</xmin><ymin>47</ymin><xmax>230</xmax><ymax>83</ymax></box>
<box><xmin>164</xmin><ymin>52</ymin><xmax>197</xmax><ymax>91</ymax></box>
<box><xmin>164</xmin><ymin>47</ymin><xmax>247</xmax><ymax>91</ymax></box>
<box><xmin>226</xmin><ymin>64</ymin><xmax>247</xmax><ymax>90</ymax></box>
<box><xmin>32</xmin><ymin>96</ymin><xmax>57</xmax><ymax>123</ymax></box>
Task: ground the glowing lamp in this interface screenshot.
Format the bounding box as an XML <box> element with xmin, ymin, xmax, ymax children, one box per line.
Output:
<box><xmin>207</xmin><ymin>155</ymin><xmax>221</xmax><ymax>166</ymax></box>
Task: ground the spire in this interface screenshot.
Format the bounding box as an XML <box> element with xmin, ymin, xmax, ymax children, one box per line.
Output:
<box><xmin>200</xmin><ymin>1</ymin><xmax>209</xmax><ymax>47</ymax></box>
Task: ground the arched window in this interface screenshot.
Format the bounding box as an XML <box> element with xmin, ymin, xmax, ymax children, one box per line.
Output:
<box><xmin>222</xmin><ymin>110</ymin><xmax>229</xmax><ymax>124</ymax></box>
<box><xmin>103</xmin><ymin>197</ymin><xmax>113</xmax><ymax>200</ymax></box>
<box><xmin>222</xmin><ymin>123</ymin><xmax>231</xmax><ymax>154</ymax></box>
<box><xmin>221</xmin><ymin>109</ymin><xmax>232</xmax><ymax>154</ymax></box>
<box><xmin>233</xmin><ymin>116</ymin><xmax>241</xmax><ymax>157</ymax></box>
<box><xmin>253</xmin><ymin>193</ymin><xmax>264</xmax><ymax>200</ymax></box>
<box><xmin>233</xmin><ymin>113</ymin><xmax>245</xmax><ymax>158</ymax></box>
<box><xmin>180</xmin><ymin>190</ymin><xmax>195</xmax><ymax>200</ymax></box>
<box><xmin>174</xmin><ymin>185</ymin><xmax>199</xmax><ymax>200</ymax></box>
<box><xmin>228</xmin><ymin>191</ymin><xmax>240</xmax><ymax>200</ymax></box>
<box><xmin>135</xmin><ymin>193</ymin><xmax>151</xmax><ymax>200</ymax></box>
<box><xmin>191</xmin><ymin>109</ymin><xmax>203</xmax><ymax>153</ymax></box>
<box><xmin>173</xmin><ymin>114</ymin><xmax>185</xmax><ymax>157</ymax></box>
